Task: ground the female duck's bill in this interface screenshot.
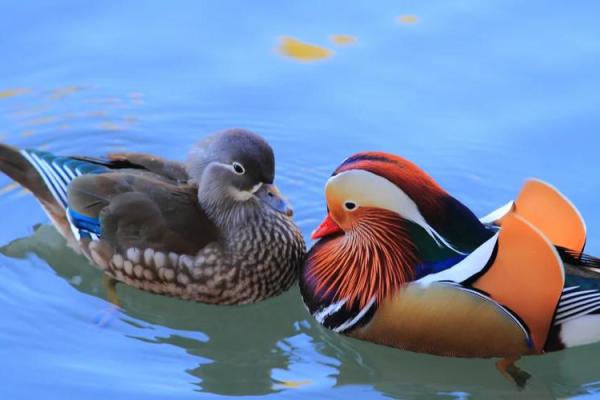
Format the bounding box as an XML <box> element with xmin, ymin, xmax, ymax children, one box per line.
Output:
<box><xmin>255</xmin><ymin>183</ymin><xmax>293</xmax><ymax>217</ymax></box>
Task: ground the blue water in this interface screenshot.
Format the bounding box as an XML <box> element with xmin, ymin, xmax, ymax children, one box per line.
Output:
<box><xmin>1</xmin><ymin>1</ymin><xmax>600</xmax><ymax>398</ymax></box>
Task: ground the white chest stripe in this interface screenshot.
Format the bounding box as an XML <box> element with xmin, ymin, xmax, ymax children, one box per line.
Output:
<box><xmin>332</xmin><ymin>297</ymin><xmax>376</xmax><ymax>333</ymax></box>
<box><xmin>417</xmin><ymin>233</ymin><xmax>498</xmax><ymax>285</ymax></box>
<box><xmin>314</xmin><ymin>299</ymin><xmax>347</xmax><ymax>323</ymax></box>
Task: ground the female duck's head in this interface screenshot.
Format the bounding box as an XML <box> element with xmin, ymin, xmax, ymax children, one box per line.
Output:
<box><xmin>186</xmin><ymin>129</ymin><xmax>293</xmax><ymax>228</ymax></box>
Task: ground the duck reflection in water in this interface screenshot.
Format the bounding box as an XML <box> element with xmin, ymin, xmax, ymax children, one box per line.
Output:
<box><xmin>0</xmin><ymin>224</ymin><xmax>308</xmax><ymax>396</ymax></box>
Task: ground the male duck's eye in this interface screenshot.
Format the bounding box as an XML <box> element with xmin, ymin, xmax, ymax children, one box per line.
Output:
<box><xmin>344</xmin><ymin>201</ymin><xmax>358</xmax><ymax>211</ymax></box>
<box><xmin>232</xmin><ymin>162</ymin><xmax>245</xmax><ymax>175</ymax></box>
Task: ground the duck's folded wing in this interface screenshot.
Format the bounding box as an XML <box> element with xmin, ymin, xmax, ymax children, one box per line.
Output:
<box><xmin>72</xmin><ymin>152</ymin><xmax>189</xmax><ymax>183</ymax></box>
<box><xmin>108</xmin><ymin>152</ymin><xmax>189</xmax><ymax>183</ymax></box>
<box><xmin>66</xmin><ymin>172</ymin><xmax>218</xmax><ymax>255</ymax></box>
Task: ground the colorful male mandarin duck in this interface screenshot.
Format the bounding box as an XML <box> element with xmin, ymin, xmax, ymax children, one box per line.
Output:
<box><xmin>0</xmin><ymin>129</ymin><xmax>305</xmax><ymax>305</ymax></box>
<box><xmin>300</xmin><ymin>152</ymin><xmax>599</xmax><ymax>385</ymax></box>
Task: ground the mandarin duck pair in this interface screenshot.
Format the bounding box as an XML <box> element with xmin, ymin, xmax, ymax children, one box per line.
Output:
<box><xmin>1</xmin><ymin>130</ymin><xmax>599</xmax><ymax>385</ymax></box>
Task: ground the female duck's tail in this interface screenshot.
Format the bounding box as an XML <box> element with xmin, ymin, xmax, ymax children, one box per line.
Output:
<box><xmin>0</xmin><ymin>144</ymin><xmax>58</xmax><ymax>209</ymax></box>
<box><xmin>0</xmin><ymin>144</ymin><xmax>106</xmax><ymax>243</ymax></box>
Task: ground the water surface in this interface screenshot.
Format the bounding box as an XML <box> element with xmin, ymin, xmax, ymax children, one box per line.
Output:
<box><xmin>1</xmin><ymin>1</ymin><xmax>600</xmax><ymax>398</ymax></box>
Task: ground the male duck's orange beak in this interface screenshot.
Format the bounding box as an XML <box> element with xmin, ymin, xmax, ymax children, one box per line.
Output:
<box><xmin>311</xmin><ymin>213</ymin><xmax>342</xmax><ymax>240</ymax></box>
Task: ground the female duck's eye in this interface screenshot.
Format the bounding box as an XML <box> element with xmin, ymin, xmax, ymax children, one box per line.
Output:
<box><xmin>344</xmin><ymin>201</ymin><xmax>358</xmax><ymax>211</ymax></box>
<box><xmin>232</xmin><ymin>162</ymin><xmax>245</xmax><ymax>175</ymax></box>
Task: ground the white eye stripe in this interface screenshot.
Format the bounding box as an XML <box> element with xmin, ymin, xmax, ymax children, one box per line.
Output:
<box><xmin>210</xmin><ymin>161</ymin><xmax>245</xmax><ymax>175</ymax></box>
<box><xmin>232</xmin><ymin>161</ymin><xmax>245</xmax><ymax>175</ymax></box>
<box><xmin>209</xmin><ymin>161</ymin><xmax>263</xmax><ymax>200</ymax></box>
<box><xmin>327</xmin><ymin>170</ymin><xmax>466</xmax><ymax>255</ymax></box>
<box><xmin>210</xmin><ymin>161</ymin><xmax>235</xmax><ymax>172</ymax></box>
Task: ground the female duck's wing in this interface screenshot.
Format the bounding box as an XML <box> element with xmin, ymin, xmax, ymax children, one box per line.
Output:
<box><xmin>67</xmin><ymin>172</ymin><xmax>219</xmax><ymax>256</ymax></box>
<box><xmin>480</xmin><ymin>179</ymin><xmax>587</xmax><ymax>253</ymax></box>
<box><xmin>72</xmin><ymin>152</ymin><xmax>189</xmax><ymax>183</ymax></box>
<box><xmin>23</xmin><ymin>146</ymin><xmax>220</xmax><ymax>253</ymax></box>
<box><xmin>10</xmin><ymin>148</ymin><xmax>193</xmax><ymax>241</ymax></box>
<box><xmin>65</xmin><ymin>172</ymin><xmax>231</xmax><ymax>301</ymax></box>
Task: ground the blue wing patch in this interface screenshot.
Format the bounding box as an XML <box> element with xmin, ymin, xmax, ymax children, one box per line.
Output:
<box><xmin>21</xmin><ymin>149</ymin><xmax>108</xmax><ymax>241</ymax></box>
<box><xmin>67</xmin><ymin>207</ymin><xmax>101</xmax><ymax>241</ymax></box>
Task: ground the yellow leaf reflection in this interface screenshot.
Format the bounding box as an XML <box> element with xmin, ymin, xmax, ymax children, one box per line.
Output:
<box><xmin>273</xmin><ymin>379</ymin><xmax>312</xmax><ymax>389</ymax></box>
<box><xmin>99</xmin><ymin>122</ymin><xmax>125</xmax><ymax>131</ymax></box>
<box><xmin>88</xmin><ymin>111</ymin><xmax>107</xmax><ymax>118</ymax></box>
<box><xmin>397</xmin><ymin>15</ymin><xmax>419</xmax><ymax>24</ymax></box>
<box><xmin>330</xmin><ymin>35</ymin><xmax>357</xmax><ymax>46</ymax></box>
<box><xmin>279</xmin><ymin>37</ymin><xmax>332</xmax><ymax>62</ymax></box>
<box><xmin>0</xmin><ymin>88</ymin><xmax>30</xmax><ymax>100</ymax></box>
<box><xmin>25</xmin><ymin>116</ymin><xmax>59</xmax><ymax>126</ymax></box>
<box><xmin>50</xmin><ymin>86</ymin><xmax>83</xmax><ymax>100</ymax></box>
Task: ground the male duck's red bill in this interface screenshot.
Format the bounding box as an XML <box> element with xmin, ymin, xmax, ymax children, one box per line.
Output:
<box><xmin>311</xmin><ymin>213</ymin><xmax>342</xmax><ymax>239</ymax></box>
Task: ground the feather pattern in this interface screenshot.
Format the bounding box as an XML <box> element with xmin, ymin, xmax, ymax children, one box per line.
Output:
<box><xmin>334</xmin><ymin>152</ymin><xmax>492</xmax><ymax>253</ymax></box>
<box><xmin>335</xmin><ymin>152</ymin><xmax>446</xmax><ymax>219</ymax></box>
<box><xmin>555</xmin><ymin>286</ymin><xmax>600</xmax><ymax>325</ymax></box>
<box><xmin>20</xmin><ymin>149</ymin><xmax>110</xmax><ymax>240</ymax></box>
<box><xmin>20</xmin><ymin>149</ymin><xmax>107</xmax><ymax>209</ymax></box>
<box><xmin>304</xmin><ymin>208</ymin><xmax>418</xmax><ymax>309</ymax></box>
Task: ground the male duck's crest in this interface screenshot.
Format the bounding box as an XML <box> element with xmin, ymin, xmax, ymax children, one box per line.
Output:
<box><xmin>313</xmin><ymin>152</ymin><xmax>491</xmax><ymax>253</ymax></box>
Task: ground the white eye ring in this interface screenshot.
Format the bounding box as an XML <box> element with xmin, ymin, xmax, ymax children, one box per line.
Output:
<box><xmin>343</xmin><ymin>200</ymin><xmax>358</xmax><ymax>212</ymax></box>
<box><xmin>232</xmin><ymin>161</ymin><xmax>245</xmax><ymax>175</ymax></box>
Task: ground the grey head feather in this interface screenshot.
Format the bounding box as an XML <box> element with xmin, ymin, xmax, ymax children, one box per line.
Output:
<box><xmin>185</xmin><ymin>128</ymin><xmax>278</xmax><ymax>233</ymax></box>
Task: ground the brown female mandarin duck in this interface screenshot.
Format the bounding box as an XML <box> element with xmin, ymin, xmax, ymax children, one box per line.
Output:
<box><xmin>0</xmin><ymin>129</ymin><xmax>305</xmax><ymax>304</ymax></box>
<box><xmin>300</xmin><ymin>152</ymin><xmax>600</xmax><ymax>385</ymax></box>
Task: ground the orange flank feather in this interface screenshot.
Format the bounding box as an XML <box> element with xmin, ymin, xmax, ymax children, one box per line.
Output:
<box><xmin>513</xmin><ymin>179</ymin><xmax>586</xmax><ymax>252</ymax></box>
<box><xmin>306</xmin><ymin>208</ymin><xmax>418</xmax><ymax>309</ymax></box>
<box><xmin>473</xmin><ymin>213</ymin><xmax>564</xmax><ymax>353</ymax></box>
